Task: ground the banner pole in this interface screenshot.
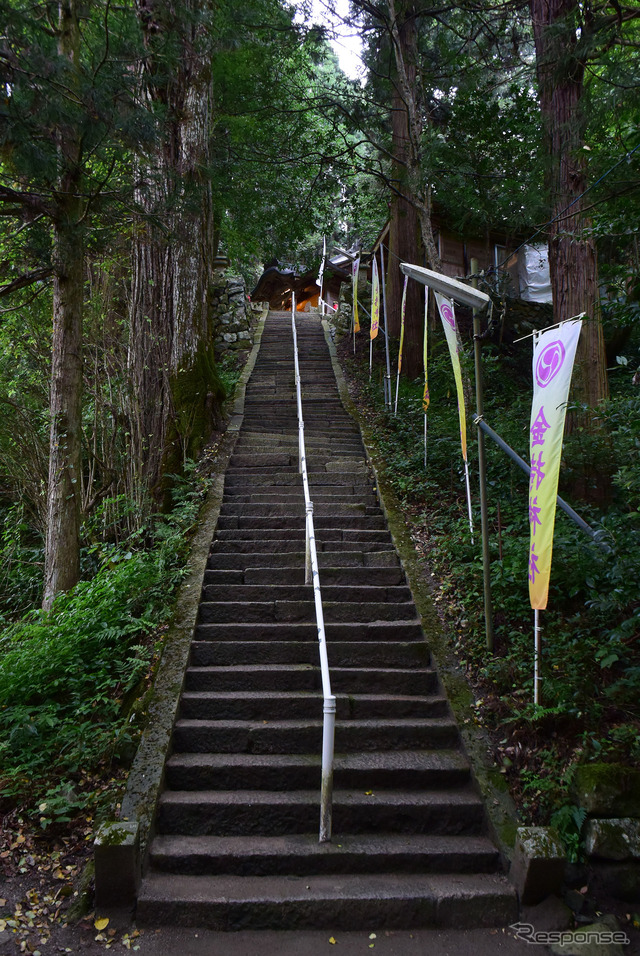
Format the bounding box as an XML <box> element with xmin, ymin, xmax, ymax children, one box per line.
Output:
<box><xmin>471</xmin><ymin>258</ymin><xmax>494</xmax><ymax>651</ymax></box>
<box><xmin>423</xmin><ymin>290</ymin><xmax>429</xmax><ymax>468</ymax></box>
<box><xmin>464</xmin><ymin>459</ymin><xmax>474</xmax><ymax>544</ymax></box>
<box><xmin>534</xmin><ymin>609</ymin><xmax>541</xmax><ymax>705</ymax></box>
<box><xmin>369</xmin><ymin>338</ymin><xmax>372</xmax><ymax>379</ymax></box>
<box><xmin>424</xmin><ymin>413</ymin><xmax>427</xmax><ymax>469</ymax></box>
<box><xmin>380</xmin><ymin>244</ymin><xmax>392</xmax><ymax>410</ymax></box>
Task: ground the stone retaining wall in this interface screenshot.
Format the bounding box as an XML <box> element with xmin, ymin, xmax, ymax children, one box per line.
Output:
<box><xmin>212</xmin><ymin>274</ymin><xmax>253</xmax><ymax>352</ymax></box>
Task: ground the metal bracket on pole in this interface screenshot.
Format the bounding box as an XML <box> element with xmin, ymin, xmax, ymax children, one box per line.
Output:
<box><xmin>298</xmin><ymin>421</ymin><xmax>304</xmax><ymax>474</ymax></box>
<box><xmin>305</xmin><ymin>501</ymin><xmax>314</xmax><ymax>585</ymax></box>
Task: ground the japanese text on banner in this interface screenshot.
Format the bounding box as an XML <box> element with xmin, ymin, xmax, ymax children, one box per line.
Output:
<box><xmin>528</xmin><ymin>319</ymin><xmax>582</xmax><ymax>610</ymax></box>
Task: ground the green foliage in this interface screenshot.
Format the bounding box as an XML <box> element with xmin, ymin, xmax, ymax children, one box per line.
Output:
<box><xmin>343</xmin><ymin>313</ymin><xmax>640</xmax><ymax>824</ymax></box>
<box><xmin>0</xmin><ymin>464</ymin><xmax>210</xmax><ymax>822</ymax></box>
<box><xmin>0</xmin><ymin>504</ymin><xmax>44</xmax><ymax>625</ymax></box>
<box><xmin>550</xmin><ymin>804</ymin><xmax>587</xmax><ymax>863</ymax></box>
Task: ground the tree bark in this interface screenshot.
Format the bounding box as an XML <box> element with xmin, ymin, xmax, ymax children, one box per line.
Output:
<box><xmin>386</xmin><ymin>6</ymin><xmax>425</xmax><ymax>380</ymax></box>
<box><xmin>385</xmin><ymin>0</ymin><xmax>441</xmax><ymax>380</ymax></box>
<box><xmin>529</xmin><ymin>0</ymin><xmax>608</xmax><ymax>408</ymax></box>
<box><xmin>130</xmin><ymin>0</ymin><xmax>221</xmax><ymax>501</ymax></box>
<box><xmin>43</xmin><ymin>0</ymin><xmax>84</xmax><ymax>608</ymax></box>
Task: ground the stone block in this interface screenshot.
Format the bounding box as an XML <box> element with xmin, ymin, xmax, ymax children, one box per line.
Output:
<box><xmin>94</xmin><ymin>821</ymin><xmax>140</xmax><ymax>909</ymax></box>
<box><xmin>585</xmin><ymin>818</ymin><xmax>640</xmax><ymax>860</ymax></box>
<box><xmin>548</xmin><ymin>918</ymin><xmax>629</xmax><ymax>956</ymax></box>
<box><xmin>511</xmin><ymin>826</ymin><xmax>566</xmax><ymax>905</ymax></box>
<box><xmin>573</xmin><ymin>763</ymin><xmax>640</xmax><ymax>817</ymax></box>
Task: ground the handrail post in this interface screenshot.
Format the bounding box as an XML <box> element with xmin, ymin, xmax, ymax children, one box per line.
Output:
<box><xmin>319</xmin><ymin>695</ymin><xmax>336</xmax><ymax>843</ymax></box>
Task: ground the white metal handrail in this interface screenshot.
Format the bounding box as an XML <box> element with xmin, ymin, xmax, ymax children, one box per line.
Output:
<box><xmin>291</xmin><ymin>294</ymin><xmax>336</xmax><ymax>843</ymax></box>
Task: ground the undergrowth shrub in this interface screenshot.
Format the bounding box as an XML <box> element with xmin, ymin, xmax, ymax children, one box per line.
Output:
<box><xmin>340</xmin><ymin>326</ymin><xmax>640</xmax><ymax>828</ymax></box>
<box><xmin>0</xmin><ymin>462</ymin><xmax>210</xmax><ymax>823</ymax></box>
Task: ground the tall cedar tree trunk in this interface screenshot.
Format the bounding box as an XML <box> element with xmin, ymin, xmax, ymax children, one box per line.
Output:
<box><xmin>387</xmin><ymin>5</ymin><xmax>425</xmax><ymax>378</ymax></box>
<box><xmin>386</xmin><ymin>0</ymin><xmax>441</xmax><ymax>380</ymax></box>
<box><xmin>130</xmin><ymin>0</ymin><xmax>219</xmax><ymax>500</ymax></box>
<box><xmin>43</xmin><ymin>0</ymin><xmax>84</xmax><ymax>608</ymax></box>
<box><xmin>529</xmin><ymin>0</ymin><xmax>608</xmax><ymax>408</ymax></box>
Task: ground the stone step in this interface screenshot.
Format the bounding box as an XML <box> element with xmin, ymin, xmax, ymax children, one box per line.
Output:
<box><xmin>171</xmin><ymin>717</ymin><xmax>459</xmax><ymax>754</ymax></box>
<box><xmin>156</xmin><ymin>787</ymin><xmax>482</xmax><ymax>837</ymax></box>
<box><xmin>202</xmin><ymin>568</ymin><xmax>405</xmax><ymax>588</ymax></box>
<box><xmin>223</xmin><ymin>474</ymin><xmax>373</xmax><ymax>489</ymax></box>
<box><xmin>221</xmin><ymin>494</ymin><xmax>378</xmax><ymax>506</ymax></box>
<box><xmin>241</xmin><ymin>566</ymin><xmax>406</xmax><ymax>586</ymax></box>
<box><xmin>189</xmin><ymin>640</ymin><xmax>430</xmax><ymax>668</ymax></box>
<box><xmin>209</xmin><ymin>538</ymin><xmax>394</xmax><ymax>554</ymax></box>
<box><xmin>200</xmin><ymin>584</ymin><xmax>411</xmax><ymax>604</ymax></box>
<box><xmin>233</xmin><ymin>441</ymin><xmax>364</xmax><ymax>454</ymax></box>
<box><xmin>136</xmin><ymin>870</ymin><xmax>517</xmax><ymax>930</ymax></box>
<box><xmin>230</xmin><ymin>454</ymin><xmax>368</xmax><ymax>469</ymax></box>
<box><xmin>216</xmin><ymin>515</ymin><xmax>388</xmax><ymax>531</ymax></box>
<box><xmin>178</xmin><ymin>690</ymin><xmax>448</xmax><ymax>721</ymax></box>
<box><xmin>193</xmin><ymin>621</ymin><xmax>423</xmax><ymax>642</ymax></box>
<box><xmin>212</xmin><ymin>529</ymin><xmax>393</xmax><ymax>544</ymax></box>
<box><xmin>148</xmin><ymin>832</ymin><xmax>499</xmax><ymax>877</ymax></box>
<box><xmin>218</xmin><ymin>503</ymin><xmax>375</xmax><ymax>518</ymax></box>
<box><xmin>164</xmin><ymin>750</ymin><xmax>469</xmax><ymax>792</ymax></box>
<box><xmin>184</xmin><ymin>664</ymin><xmax>438</xmax><ymax>694</ymax></box>
<box><xmin>197</xmin><ymin>600</ymin><xmax>417</xmax><ymax>624</ymax></box>
<box><xmin>206</xmin><ymin>549</ymin><xmax>400</xmax><ymax>569</ymax></box>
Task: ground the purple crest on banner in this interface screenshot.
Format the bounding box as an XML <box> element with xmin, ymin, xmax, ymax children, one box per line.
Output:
<box><xmin>440</xmin><ymin>302</ymin><xmax>456</xmax><ymax>330</ymax></box>
<box><xmin>535</xmin><ymin>340</ymin><xmax>566</xmax><ymax>388</ymax></box>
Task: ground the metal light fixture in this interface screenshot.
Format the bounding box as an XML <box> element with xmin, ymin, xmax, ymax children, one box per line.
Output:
<box><xmin>400</xmin><ymin>262</ymin><xmax>490</xmax><ymax>309</ymax></box>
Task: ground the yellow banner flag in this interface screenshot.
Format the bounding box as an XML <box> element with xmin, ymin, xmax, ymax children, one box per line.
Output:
<box><xmin>528</xmin><ymin>318</ymin><xmax>582</xmax><ymax>610</ymax></box>
<box><xmin>434</xmin><ymin>292</ymin><xmax>466</xmax><ymax>461</ymax></box>
<box><xmin>370</xmin><ymin>257</ymin><xmax>380</xmax><ymax>340</ymax></box>
<box><xmin>352</xmin><ymin>255</ymin><xmax>360</xmax><ymax>333</ymax></box>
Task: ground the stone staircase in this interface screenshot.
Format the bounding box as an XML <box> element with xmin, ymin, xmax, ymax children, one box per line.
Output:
<box><xmin>136</xmin><ymin>311</ymin><xmax>517</xmax><ymax>929</ymax></box>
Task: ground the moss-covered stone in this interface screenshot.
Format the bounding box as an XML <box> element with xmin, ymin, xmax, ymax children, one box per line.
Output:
<box><xmin>573</xmin><ymin>764</ymin><xmax>640</xmax><ymax>817</ymax></box>
<box><xmin>585</xmin><ymin>818</ymin><xmax>640</xmax><ymax>861</ymax></box>
<box><xmin>512</xmin><ymin>826</ymin><xmax>566</xmax><ymax>905</ymax></box>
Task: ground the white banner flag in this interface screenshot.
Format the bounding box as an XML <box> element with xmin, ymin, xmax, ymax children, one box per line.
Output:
<box><xmin>528</xmin><ymin>318</ymin><xmax>582</xmax><ymax>610</ymax></box>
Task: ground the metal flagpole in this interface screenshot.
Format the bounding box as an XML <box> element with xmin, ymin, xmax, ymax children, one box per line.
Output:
<box><xmin>380</xmin><ymin>244</ymin><xmax>392</xmax><ymax>409</ymax></box>
<box><xmin>424</xmin><ymin>414</ymin><xmax>427</xmax><ymax>469</ymax></box>
<box><xmin>423</xmin><ymin>290</ymin><xmax>429</xmax><ymax>469</ymax></box>
<box><xmin>471</xmin><ymin>258</ymin><xmax>494</xmax><ymax>651</ymax></box>
<box><xmin>534</xmin><ymin>609</ymin><xmax>541</xmax><ymax>705</ymax></box>
<box><xmin>464</xmin><ymin>460</ymin><xmax>474</xmax><ymax>544</ymax></box>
